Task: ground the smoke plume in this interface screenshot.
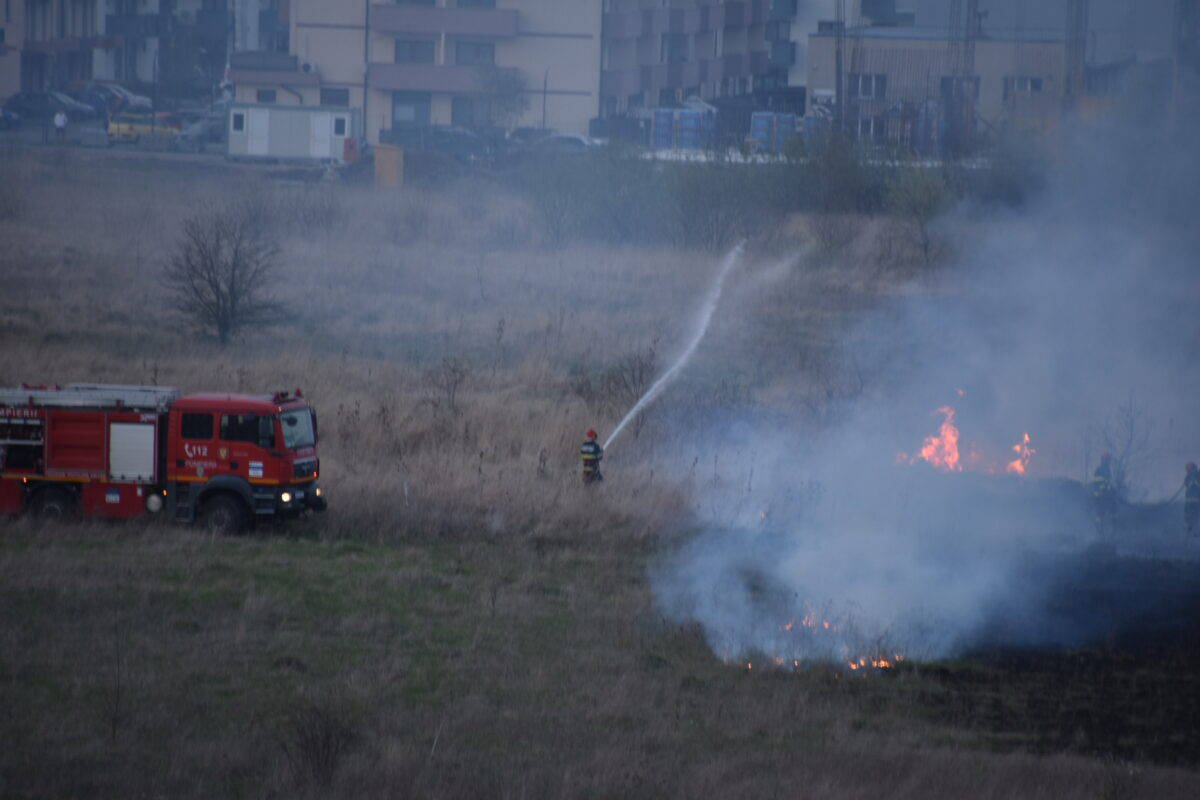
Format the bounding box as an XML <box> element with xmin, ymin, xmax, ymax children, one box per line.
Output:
<box><xmin>651</xmin><ymin>122</ymin><xmax>1200</xmax><ymax>665</ymax></box>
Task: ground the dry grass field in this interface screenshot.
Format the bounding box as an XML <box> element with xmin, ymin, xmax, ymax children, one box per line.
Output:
<box><xmin>1</xmin><ymin>144</ymin><xmax>1199</xmax><ymax>798</ymax></box>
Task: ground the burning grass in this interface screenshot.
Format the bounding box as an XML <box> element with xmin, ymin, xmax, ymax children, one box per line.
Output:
<box><xmin>0</xmin><ymin>148</ymin><xmax>1198</xmax><ymax>796</ymax></box>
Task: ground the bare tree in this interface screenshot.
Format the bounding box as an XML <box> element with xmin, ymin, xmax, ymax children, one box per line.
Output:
<box><xmin>887</xmin><ymin>164</ymin><xmax>953</xmax><ymax>264</ymax></box>
<box><xmin>474</xmin><ymin>64</ymin><xmax>530</xmax><ymax>128</ymax></box>
<box><xmin>1089</xmin><ymin>398</ymin><xmax>1154</xmax><ymax>501</ymax></box>
<box><xmin>425</xmin><ymin>357</ymin><xmax>471</xmax><ymax>416</ymax></box>
<box><xmin>165</xmin><ymin>198</ymin><xmax>283</xmax><ymax>346</ymax></box>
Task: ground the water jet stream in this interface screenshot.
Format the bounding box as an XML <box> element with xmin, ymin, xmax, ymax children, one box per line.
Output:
<box><xmin>604</xmin><ymin>243</ymin><xmax>744</xmax><ymax>451</ymax></box>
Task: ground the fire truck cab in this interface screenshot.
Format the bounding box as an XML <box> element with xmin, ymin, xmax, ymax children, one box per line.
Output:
<box><xmin>0</xmin><ymin>383</ymin><xmax>327</xmax><ymax>533</ymax></box>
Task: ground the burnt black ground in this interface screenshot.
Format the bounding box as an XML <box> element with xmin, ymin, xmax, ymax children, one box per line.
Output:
<box><xmin>931</xmin><ymin>550</ymin><xmax>1200</xmax><ymax>766</ymax></box>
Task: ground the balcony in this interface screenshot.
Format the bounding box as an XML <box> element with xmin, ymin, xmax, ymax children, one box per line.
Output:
<box><xmin>227</xmin><ymin>52</ymin><xmax>319</xmax><ymax>88</ymax></box>
<box><xmin>371</xmin><ymin>4</ymin><xmax>517</xmax><ymax>38</ymax></box>
<box><xmin>368</xmin><ymin>62</ymin><xmax>519</xmax><ymax>94</ymax></box>
<box><xmin>230</xmin><ymin>51</ymin><xmax>300</xmax><ymax>71</ymax></box>
<box><xmin>106</xmin><ymin>14</ymin><xmax>163</xmax><ymax>40</ymax></box>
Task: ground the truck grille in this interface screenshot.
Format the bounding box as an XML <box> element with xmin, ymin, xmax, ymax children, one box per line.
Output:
<box><xmin>293</xmin><ymin>459</ymin><xmax>317</xmax><ymax>479</ymax></box>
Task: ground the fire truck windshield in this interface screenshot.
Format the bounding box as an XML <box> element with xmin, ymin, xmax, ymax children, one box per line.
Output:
<box><xmin>278</xmin><ymin>409</ymin><xmax>315</xmax><ymax>450</ymax></box>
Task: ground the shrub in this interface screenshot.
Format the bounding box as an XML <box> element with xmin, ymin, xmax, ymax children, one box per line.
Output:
<box><xmin>164</xmin><ymin>197</ymin><xmax>284</xmax><ymax>346</ymax></box>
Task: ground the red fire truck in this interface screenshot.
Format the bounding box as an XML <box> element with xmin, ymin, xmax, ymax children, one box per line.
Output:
<box><xmin>0</xmin><ymin>384</ymin><xmax>327</xmax><ymax>533</ymax></box>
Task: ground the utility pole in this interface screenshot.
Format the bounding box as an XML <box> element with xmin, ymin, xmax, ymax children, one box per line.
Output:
<box><xmin>1064</xmin><ymin>0</ymin><xmax>1089</xmax><ymax>111</ymax></box>
<box><xmin>835</xmin><ymin>0</ymin><xmax>844</xmax><ymax>135</ymax></box>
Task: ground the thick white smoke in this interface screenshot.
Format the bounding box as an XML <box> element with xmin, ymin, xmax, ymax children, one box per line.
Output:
<box><xmin>651</xmin><ymin>124</ymin><xmax>1200</xmax><ymax>665</ymax></box>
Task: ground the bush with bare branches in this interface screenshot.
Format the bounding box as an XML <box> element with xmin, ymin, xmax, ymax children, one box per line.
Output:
<box><xmin>164</xmin><ymin>198</ymin><xmax>283</xmax><ymax>346</ymax></box>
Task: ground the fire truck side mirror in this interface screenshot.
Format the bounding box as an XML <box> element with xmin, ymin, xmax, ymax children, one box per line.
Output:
<box><xmin>311</xmin><ymin>411</ymin><xmax>318</xmax><ymax>445</ymax></box>
<box><xmin>258</xmin><ymin>416</ymin><xmax>276</xmax><ymax>449</ymax></box>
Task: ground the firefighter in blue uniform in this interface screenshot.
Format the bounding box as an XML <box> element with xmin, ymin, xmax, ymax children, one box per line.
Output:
<box><xmin>581</xmin><ymin>429</ymin><xmax>603</xmax><ymax>484</ymax></box>
<box><xmin>1090</xmin><ymin>452</ymin><xmax>1118</xmax><ymax>533</ymax></box>
<box><xmin>1185</xmin><ymin>462</ymin><xmax>1200</xmax><ymax>537</ymax></box>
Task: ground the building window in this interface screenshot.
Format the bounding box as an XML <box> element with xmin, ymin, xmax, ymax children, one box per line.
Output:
<box><xmin>451</xmin><ymin>96</ymin><xmax>491</xmax><ymax>128</ymax></box>
<box><xmin>856</xmin><ymin>115</ymin><xmax>886</xmax><ymax>143</ymax></box>
<box><xmin>231</xmin><ymin>112</ymin><xmax>245</xmax><ymax>132</ymax></box>
<box><xmin>395</xmin><ymin>39</ymin><xmax>435</xmax><ymax>63</ymax></box>
<box><xmin>1003</xmin><ymin>75</ymin><xmax>1044</xmax><ymax>100</ymax></box>
<box><xmin>940</xmin><ymin>75</ymin><xmax>981</xmax><ymax>101</ymax></box>
<box><xmin>320</xmin><ymin>88</ymin><xmax>350</xmax><ymax>107</ymax></box>
<box><xmin>848</xmin><ymin>73</ymin><xmax>886</xmax><ymax>100</ymax></box>
<box><xmin>256</xmin><ymin>89</ymin><xmax>277</xmax><ymax>104</ymax></box>
<box><xmin>334</xmin><ymin>117</ymin><xmax>347</xmax><ymax>136</ymax></box>
<box><xmin>457</xmin><ymin>0</ymin><xmax>496</xmax><ymax>7</ymax></box>
<box><xmin>455</xmin><ymin>41</ymin><xmax>494</xmax><ymax>67</ymax></box>
<box><xmin>392</xmin><ymin>91</ymin><xmax>431</xmax><ymax>127</ymax></box>
<box><xmin>660</xmin><ymin>33</ymin><xmax>687</xmax><ymax>64</ymax></box>
<box><xmin>181</xmin><ymin>414</ymin><xmax>214</xmax><ymax>440</ymax></box>
<box><xmin>765</xmin><ymin>21</ymin><xmax>790</xmax><ymax>42</ymax></box>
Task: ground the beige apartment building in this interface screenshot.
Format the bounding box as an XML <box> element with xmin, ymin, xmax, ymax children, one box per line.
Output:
<box><xmin>0</xmin><ymin>1</ymin><xmax>234</xmax><ymax>97</ymax></box>
<box><xmin>1</xmin><ymin>0</ymin><xmax>116</xmax><ymax>96</ymax></box>
<box><xmin>806</xmin><ymin>25</ymin><xmax>1068</xmax><ymax>147</ymax></box>
<box><xmin>228</xmin><ymin>0</ymin><xmax>603</xmax><ymax>144</ymax></box>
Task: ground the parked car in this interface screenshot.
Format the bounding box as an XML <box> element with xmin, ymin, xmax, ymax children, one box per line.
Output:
<box><xmin>531</xmin><ymin>133</ymin><xmax>603</xmax><ymax>154</ymax></box>
<box><xmin>4</xmin><ymin>91</ymin><xmax>68</xmax><ymax>120</ymax></box>
<box><xmin>68</xmin><ymin>89</ymin><xmax>112</xmax><ymax>118</ymax></box>
<box><xmin>107</xmin><ymin>112</ymin><xmax>181</xmax><ymax>144</ymax></box>
<box><xmin>49</xmin><ymin>91</ymin><xmax>98</xmax><ymax>118</ymax></box>
<box><xmin>386</xmin><ymin>125</ymin><xmax>493</xmax><ymax>164</ymax></box>
<box><xmin>0</xmin><ymin>109</ymin><xmax>21</xmax><ymax>130</ymax></box>
<box><xmin>105</xmin><ymin>83</ymin><xmax>153</xmax><ymax>110</ymax></box>
<box><xmin>174</xmin><ymin>116</ymin><xmax>225</xmax><ymax>152</ymax></box>
<box><xmin>507</xmin><ymin>126</ymin><xmax>553</xmax><ymax>145</ymax></box>
<box><xmin>87</xmin><ymin>82</ymin><xmax>153</xmax><ymax>112</ymax></box>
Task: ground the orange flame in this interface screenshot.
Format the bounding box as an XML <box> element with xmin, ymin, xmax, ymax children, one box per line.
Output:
<box><xmin>910</xmin><ymin>406</ymin><xmax>963</xmax><ymax>472</ymax></box>
<box><xmin>902</xmin><ymin>404</ymin><xmax>1037</xmax><ymax>476</ymax></box>
<box><xmin>1006</xmin><ymin>433</ymin><xmax>1035</xmax><ymax>475</ymax></box>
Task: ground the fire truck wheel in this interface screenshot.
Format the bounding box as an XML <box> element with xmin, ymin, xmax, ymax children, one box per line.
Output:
<box><xmin>198</xmin><ymin>493</ymin><xmax>251</xmax><ymax>536</ymax></box>
<box><xmin>30</xmin><ymin>487</ymin><xmax>76</xmax><ymax>520</ymax></box>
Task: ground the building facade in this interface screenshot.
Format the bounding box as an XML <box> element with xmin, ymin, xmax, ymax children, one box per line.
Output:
<box><xmin>599</xmin><ymin>0</ymin><xmax>804</xmax><ymax>116</ymax></box>
<box><xmin>229</xmin><ymin>0</ymin><xmax>603</xmax><ymax>144</ymax></box>
<box><xmin>3</xmin><ymin>0</ymin><xmax>116</xmax><ymax>94</ymax></box>
<box><xmin>0</xmin><ymin>0</ymin><xmax>243</xmax><ymax>96</ymax></box>
<box><xmin>805</xmin><ymin>25</ymin><xmax>1067</xmax><ymax>149</ymax></box>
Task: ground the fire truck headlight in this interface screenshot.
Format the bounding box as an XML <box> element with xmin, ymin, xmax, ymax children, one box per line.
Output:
<box><xmin>146</xmin><ymin>494</ymin><xmax>164</xmax><ymax>513</ymax></box>
<box><xmin>280</xmin><ymin>491</ymin><xmax>293</xmax><ymax>504</ymax></box>
<box><xmin>314</xmin><ymin>487</ymin><xmax>323</xmax><ymax>498</ymax></box>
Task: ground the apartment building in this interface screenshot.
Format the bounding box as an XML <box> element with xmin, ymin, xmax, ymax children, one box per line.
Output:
<box><xmin>2</xmin><ymin>1</ymin><xmax>114</xmax><ymax>93</ymax></box>
<box><xmin>0</xmin><ymin>1</ymin><xmax>293</xmax><ymax>100</ymax></box>
<box><xmin>0</xmin><ymin>1</ymin><xmax>23</xmax><ymax>98</ymax></box>
<box><xmin>228</xmin><ymin>0</ymin><xmax>603</xmax><ymax>144</ymax></box>
<box><xmin>805</xmin><ymin>23</ymin><xmax>1067</xmax><ymax>148</ymax></box>
<box><xmin>599</xmin><ymin>0</ymin><xmax>803</xmax><ymax>116</ymax></box>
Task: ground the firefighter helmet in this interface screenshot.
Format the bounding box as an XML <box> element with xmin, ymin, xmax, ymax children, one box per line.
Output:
<box><xmin>586</xmin><ymin>429</ymin><xmax>597</xmax><ymax>440</ymax></box>
<box><xmin>1188</xmin><ymin>462</ymin><xmax>1197</xmax><ymax>473</ymax></box>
